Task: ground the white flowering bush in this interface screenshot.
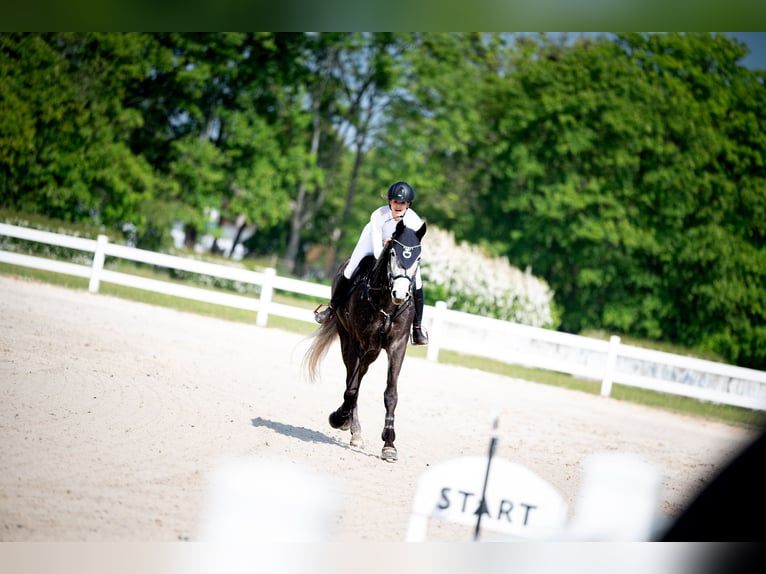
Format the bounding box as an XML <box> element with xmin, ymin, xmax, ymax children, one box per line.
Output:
<box><xmin>420</xmin><ymin>227</ymin><xmax>559</xmax><ymax>329</ymax></box>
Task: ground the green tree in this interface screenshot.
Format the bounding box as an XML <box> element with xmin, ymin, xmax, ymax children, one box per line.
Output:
<box><xmin>620</xmin><ymin>32</ymin><xmax>766</xmax><ymax>368</ymax></box>
<box><xmin>1</xmin><ymin>33</ymin><xmax>158</xmax><ymax>232</ymax></box>
<box><xmin>372</xmin><ymin>33</ymin><xmax>506</xmax><ymax>234</ymax></box>
<box><xmin>3</xmin><ymin>32</ymin><xmax>763</xmax><ymax>368</ymax></box>
<box><xmin>467</xmin><ymin>34</ymin><xmax>650</xmax><ymax>331</ymax></box>
<box><xmin>274</xmin><ymin>33</ymin><xmax>410</xmax><ymax>275</ymax></box>
<box><xmin>469</xmin><ymin>32</ymin><xmax>766</xmax><ymax>368</ymax></box>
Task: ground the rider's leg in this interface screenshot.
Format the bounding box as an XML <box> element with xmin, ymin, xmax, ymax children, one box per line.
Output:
<box><xmin>315</xmin><ymin>227</ymin><xmax>372</xmax><ymax>324</ymax></box>
<box><xmin>314</xmin><ymin>273</ymin><xmax>353</xmax><ymax>324</ymax></box>
<box><xmin>411</xmin><ymin>271</ymin><xmax>428</xmax><ymax>345</ymax></box>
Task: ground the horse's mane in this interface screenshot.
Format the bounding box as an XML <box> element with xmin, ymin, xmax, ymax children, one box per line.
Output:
<box><xmin>369</xmin><ymin>239</ymin><xmax>393</xmax><ymax>284</ymax></box>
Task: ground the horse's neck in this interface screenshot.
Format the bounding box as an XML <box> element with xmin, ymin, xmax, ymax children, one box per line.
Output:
<box><xmin>367</xmin><ymin>250</ymin><xmax>391</xmax><ymax>296</ymax></box>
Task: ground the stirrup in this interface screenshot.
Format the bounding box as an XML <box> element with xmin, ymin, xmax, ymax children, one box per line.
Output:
<box><xmin>314</xmin><ymin>303</ymin><xmax>335</xmax><ymax>324</ymax></box>
<box><xmin>411</xmin><ymin>325</ymin><xmax>429</xmax><ymax>346</ymax></box>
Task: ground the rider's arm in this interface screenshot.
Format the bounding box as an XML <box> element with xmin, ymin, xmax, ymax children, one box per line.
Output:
<box><xmin>371</xmin><ymin>206</ymin><xmax>388</xmax><ymax>259</ymax></box>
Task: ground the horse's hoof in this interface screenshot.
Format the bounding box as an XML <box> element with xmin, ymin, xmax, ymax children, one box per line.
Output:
<box><xmin>381</xmin><ymin>447</ymin><xmax>398</xmax><ymax>462</ymax></box>
<box><xmin>329</xmin><ymin>411</ymin><xmax>348</xmax><ymax>429</ymax></box>
<box><xmin>350</xmin><ymin>436</ymin><xmax>364</xmax><ymax>449</ymax></box>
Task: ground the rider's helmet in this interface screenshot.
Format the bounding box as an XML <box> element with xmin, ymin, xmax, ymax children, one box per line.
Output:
<box><xmin>387</xmin><ymin>181</ymin><xmax>415</xmax><ymax>203</ymax></box>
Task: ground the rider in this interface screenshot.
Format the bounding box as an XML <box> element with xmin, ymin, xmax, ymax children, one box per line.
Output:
<box><xmin>314</xmin><ymin>181</ymin><xmax>429</xmax><ymax>346</ymax></box>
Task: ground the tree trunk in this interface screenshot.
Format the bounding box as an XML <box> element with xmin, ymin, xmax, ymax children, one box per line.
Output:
<box><xmin>332</xmin><ymin>133</ymin><xmax>366</xmax><ymax>272</ymax></box>
<box><xmin>284</xmin><ymin>79</ymin><xmax>324</xmax><ymax>274</ymax></box>
<box><xmin>284</xmin><ymin>181</ymin><xmax>307</xmax><ymax>274</ymax></box>
<box><xmin>229</xmin><ymin>213</ymin><xmax>247</xmax><ymax>258</ymax></box>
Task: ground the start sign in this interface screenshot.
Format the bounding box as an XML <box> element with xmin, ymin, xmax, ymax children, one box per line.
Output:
<box><xmin>406</xmin><ymin>456</ymin><xmax>568</xmax><ymax>541</ymax></box>
<box><xmin>436</xmin><ymin>486</ymin><xmax>540</xmax><ymax>526</ymax></box>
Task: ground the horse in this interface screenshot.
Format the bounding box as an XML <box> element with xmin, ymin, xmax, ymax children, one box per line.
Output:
<box><xmin>304</xmin><ymin>219</ymin><xmax>426</xmax><ymax>462</ymax></box>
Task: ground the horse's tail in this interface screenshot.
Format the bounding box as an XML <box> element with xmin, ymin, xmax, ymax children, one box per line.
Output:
<box><xmin>303</xmin><ymin>318</ymin><xmax>338</xmax><ymax>382</ymax></box>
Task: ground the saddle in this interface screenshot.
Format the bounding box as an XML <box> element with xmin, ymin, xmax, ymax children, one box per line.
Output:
<box><xmin>335</xmin><ymin>255</ymin><xmax>374</xmax><ymax>291</ymax></box>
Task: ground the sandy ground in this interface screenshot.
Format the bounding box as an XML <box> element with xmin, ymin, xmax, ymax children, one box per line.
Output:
<box><xmin>0</xmin><ymin>274</ymin><xmax>758</xmax><ymax>543</ymax></box>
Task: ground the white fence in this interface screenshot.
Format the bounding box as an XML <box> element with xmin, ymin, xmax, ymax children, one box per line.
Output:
<box><xmin>2</xmin><ymin>222</ymin><xmax>765</xmax><ymax>411</ymax></box>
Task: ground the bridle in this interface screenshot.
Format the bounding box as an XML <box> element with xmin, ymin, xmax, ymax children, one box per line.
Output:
<box><xmin>365</xmin><ymin>236</ymin><xmax>421</xmax><ymax>310</ymax></box>
<box><xmin>361</xmin><ymin>232</ymin><xmax>421</xmax><ymax>347</ymax></box>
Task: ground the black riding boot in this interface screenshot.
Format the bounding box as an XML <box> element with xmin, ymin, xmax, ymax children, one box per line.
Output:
<box><xmin>315</xmin><ymin>274</ymin><xmax>352</xmax><ymax>324</ymax></box>
<box><xmin>411</xmin><ymin>287</ymin><xmax>429</xmax><ymax>345</ymax></box>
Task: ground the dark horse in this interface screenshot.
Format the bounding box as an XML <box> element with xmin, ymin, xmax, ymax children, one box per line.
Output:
<box><xmin>304</xmin><ymin>220</ymin><xmax>426</xmax><ymax>462</ymax></box>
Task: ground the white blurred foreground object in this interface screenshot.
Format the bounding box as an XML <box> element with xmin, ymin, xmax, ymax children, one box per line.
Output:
<box><xmin>196</xmin><ymin>457</ymin><xmax>343</xmax><ymax>543</ymax></box>
<box><xmin>406</xmin><ymin>456</ymin><xmax>568</xmax><ymax>541</ymax></box>
<box><xmin>565</xmin><ymin>452</ymin><xmax>663</xmax><ymax>541</ymax></box>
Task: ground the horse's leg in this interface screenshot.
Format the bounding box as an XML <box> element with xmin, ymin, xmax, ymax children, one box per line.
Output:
<box><xmin>346</xmin><ymin>353</ymin><xmax>377</xmax><ymax>448</ymax></box>
<box><xmin>329</xmin><ymin>331</ymin><xmax>357</xmax><ymax>430</ymax></box>
<box><xmin>349</xmin><ymin>404</ymin><xmax>363</xmax><ymax>448</ymax></box>
<box><xmin>329</xmin><ymin>338</ymin><xmax>377</xmax><ymax>450</ymax></box>
<box><xmin>380</xmin><ymin>340</ymin><xmax>407</xmax><ymax>462</ymax></box>
<box><xmin>330</xmin><ymin>363</ymin><xmax>371</xmax><ymax>446</ymax></box>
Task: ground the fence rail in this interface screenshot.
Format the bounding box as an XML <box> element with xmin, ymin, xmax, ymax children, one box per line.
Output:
<box><xmin>2</xmin><ymin>222</ymin><xmax>765</xmax><ymax>411</ymax></box>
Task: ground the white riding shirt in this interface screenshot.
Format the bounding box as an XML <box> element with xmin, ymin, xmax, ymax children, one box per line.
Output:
<box><xmin>343</xmin><ymin>205</ymin><xmax>424</xmax><ymax>289</ymax></box>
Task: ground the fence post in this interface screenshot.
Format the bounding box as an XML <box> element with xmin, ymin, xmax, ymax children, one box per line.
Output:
<box><xmin>88</xmin><ymin>234</ymin><xmax>108</xmax><ymax>293</ymax></box>
<box><xmin>256</xmin><ymin>267</ymin><xmax>276</xmax><ymax>327</ymax></box>
<box><xmin>426</xmin><ymin>300</ymin><xmax>447</xmax><ymax>362</ymax></box>
<box><xmin>601</xmin><ymin>335</ymin><xmax>621</xmax><ymax>397</ymax></box>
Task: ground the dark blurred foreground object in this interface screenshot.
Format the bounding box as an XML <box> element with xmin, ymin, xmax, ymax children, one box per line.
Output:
<box><xmin>661</xmin><ymin>430</ymin><xmax>765</xmax><ymax>541</ymax></box>
<box><xmin>661</xmin><ymin>430</ymin><xmax>765</xmax><ymax>574</ymax></box>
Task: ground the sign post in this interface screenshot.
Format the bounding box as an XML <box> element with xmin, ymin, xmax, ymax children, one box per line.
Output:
<box><xmin>474</xmin><ymin>415</ymin><xmax>499</xmax><ymax>541</ymax></box>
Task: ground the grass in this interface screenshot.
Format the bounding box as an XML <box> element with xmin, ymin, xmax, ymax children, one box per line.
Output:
<box><xmin>3</xmin><ymin>260</ymin><xmax>765</xmax><ymax>429</ymax></box>
<box><xmin>0</xmin><ymin>261</ymin><xmax>320</xmax><ymax>336</ymax></box>
<box><xmin>429</xmin><ymin>350</ymin><xmax>766</xmax><ymax>428</ymax></box>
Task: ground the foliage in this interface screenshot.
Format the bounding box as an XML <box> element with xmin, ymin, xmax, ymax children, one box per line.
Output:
<box><xmin>421</xmin><ymin>226</ymin><xmax>559</xmax><ymax>328</ymax></box>
<box><xmin>1</xmin><ymin>32</ymin><xmax>765</xmax><ymax>368</ymax></box>
<box><xmin>0</xmin><ymin>33</ymin><xmax>158</xmax><ymax>232</ymax></box>
<box><xmin>449</xmin><ymin>33</ymin><xmax>766</xmax><ymax>368</ymax></box>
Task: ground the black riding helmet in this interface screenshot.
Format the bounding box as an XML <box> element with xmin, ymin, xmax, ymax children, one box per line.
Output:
<box><xmin>388</xmin><ymin>181</ymin><xmax>415</xmax><ymax>203</ymax></box>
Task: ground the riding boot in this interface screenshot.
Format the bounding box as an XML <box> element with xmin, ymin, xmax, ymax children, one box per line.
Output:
<box><xmin>411</xmin><ymin>287</ymin><xmax>429</xmax><ymax>345</ymax></box>
<box><xmin>315</xmin><ymin>274</ymin><xmax>352</xmax><ymax>324</ymax></box>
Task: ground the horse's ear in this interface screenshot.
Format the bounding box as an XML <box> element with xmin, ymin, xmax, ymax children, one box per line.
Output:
<box><xmin>416</xmin><ymin>221</ymin><xmax>427</xmax><ymax>240</ymax></box>
<box><xmin>395</xmin><ymin>219</ymin><xmax>405</xmax><ymax>236</ymax></box>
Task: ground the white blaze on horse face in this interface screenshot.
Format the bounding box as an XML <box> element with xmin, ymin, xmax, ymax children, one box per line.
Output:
<box><xmin>389</xmin><ymin>247</ymin><xmax>418</xmax><ymax>304</ymax></box>
<box><xmin>391</xmin><ymin>276</ymin><xmax>412</xmax><ymax>304</ymax></box>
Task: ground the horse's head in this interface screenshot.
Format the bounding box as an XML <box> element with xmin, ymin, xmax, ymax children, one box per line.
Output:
<box><xmin>387</xmin><ymin>220</ymin><xmax>426</xmax><ymax>305</ymax></box>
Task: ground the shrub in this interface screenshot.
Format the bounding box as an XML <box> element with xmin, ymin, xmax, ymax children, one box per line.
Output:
<box><xmin>420</xmin><ymin>227</ymin><xmax>559</xmax><ymax>329</ymax></box>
